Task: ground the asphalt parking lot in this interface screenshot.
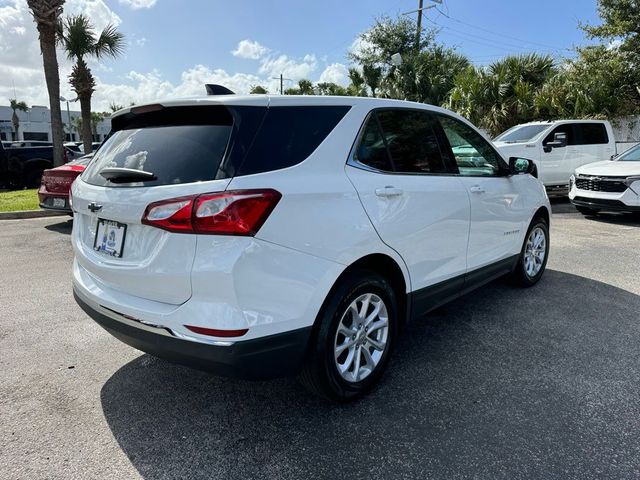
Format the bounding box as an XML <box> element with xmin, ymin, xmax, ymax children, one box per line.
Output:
<box><xmin>1</xmin><ymin>202</ymin><xmax>639</xmax><ymax>480</ymax></box>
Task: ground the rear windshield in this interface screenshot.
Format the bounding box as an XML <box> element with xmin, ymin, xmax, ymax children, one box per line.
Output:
<box><xmin>81</xmin><ymin>104</ymin><xmax>350</xmax><ymax>187</ymax></box>
<box><xmin>82</xmin><ymin>106</ymin><xmax>233</xmax><ymax>188</ymax></box>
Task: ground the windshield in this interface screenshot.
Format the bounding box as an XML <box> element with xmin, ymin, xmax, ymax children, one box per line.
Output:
<box><xmin>495</xmin><ymin>124</ymin><xmax>549</xmax><ymax>143</ymax></box>
<box><xmin>617</xmin><ymin>144</ymin><xmax>640</xmax><ymax>161</ymax></box>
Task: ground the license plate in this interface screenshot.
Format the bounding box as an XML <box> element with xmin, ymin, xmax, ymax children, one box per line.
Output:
<box><xmin>53</xmin><ymin>198</ymin><xmax>66</xmax><ymax>209</ymax></box>
<box><xmin>94</xmin><ymin>219</ymin><xmax>127</xmax><ymax>258</ymax></box>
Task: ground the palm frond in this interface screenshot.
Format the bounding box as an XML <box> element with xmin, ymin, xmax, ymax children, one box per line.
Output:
<box><xmin>94</xmin><ymin>24</ymin><xmax>126</xmax><ymax>59</ymax></box>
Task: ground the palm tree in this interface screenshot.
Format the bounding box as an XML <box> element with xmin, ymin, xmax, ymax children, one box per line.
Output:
<box><xmin>58</xmin><ymin>14</ymin><xmax>125</xmax><ymax>154</ymax></box>
<box><xmin>9</xmin><ymin>99</ymin><xmax>28</xmax><ymax>141</ymax></box>
<box><xmin>90</xmin><ymin>111</ymin><xmax>106</xmax><ymax>139</ymax></box>
<box><xmin>298</xmin><ymin>79</ymin><xmax>315</xmax><ymax>95</ymax></box>
<box><xmin>108</xmin><ymin>102</ymin><xmax>125</xmax><ymax>113</ymax></box>
<box><xmin>347</xmin><ymin>68</ymin><xmax>367</xmax><ymax>97</ymax></box>
<box><xmin>26</xmin><ymin>0</ymin><xmax>66</xmax><ymax>166</ymax></box>
<box><xmin>446</xmin><ymin>54</ymin><xmax>555</xmax><ymax>136</ymax></box>
<box><xmin>249</xmin><ymin>85</ymin><xmax>267</xmax><ymax>94</ymax></box>
<box><xmin>362</xmin><ymin>64</ymin><xmax>382</xmax><ymax>97</ymax></box>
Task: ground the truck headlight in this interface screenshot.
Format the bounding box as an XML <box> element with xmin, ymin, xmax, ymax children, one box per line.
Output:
<box><xmin>569</xmin><ymin>174</ymin><xmax>575</xmax><ymax>189</ymax></box>
<box><xmin>625</xmin><ymin>176</ymin><xmax>640</xmax><ymax>194</ymax></box>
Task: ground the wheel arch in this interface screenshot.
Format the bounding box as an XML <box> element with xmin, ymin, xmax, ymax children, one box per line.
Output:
<box><xmin>312</xmin><ymin>253</ymin><xmax>410</xmax><ymax>336</ymax></box>
<box><xmin>532</xmin><ymin>205</ymin><xmax>550</xmax><ymax>226</ymax></box>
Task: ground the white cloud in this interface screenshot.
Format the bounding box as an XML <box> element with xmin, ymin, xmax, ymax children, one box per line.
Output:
<box><xmin>0</xmin><ymin>1</ymin><xmax>352</xmax><ymax>112</ymax></box>
<box><xmin>349</xmin><ymin>36</ymin><xmax>376</xmax><ymax>59</ymax></box>
<box><xmin>319</xmin><ymin>63</ymin><xmax>349</xmax><ymax>86</ymax></box>
<box><xmin>258</xmin><ymin>53</ymin><xmax>317</xmax><ymax>80</ymax></box>
<box><xmin>118</xmin><ymin>0</ymin><xmax>157</xmax><ymax>9</ymax></box>
<box><xmin>0</xmin><ymin>0</ymin><xmax>122</xmax><ymax>107</ymax></box>
<box><xmin>232</xmin><ymin>39</ymin><xmax>269</xmax><ymax>60</ymax></box>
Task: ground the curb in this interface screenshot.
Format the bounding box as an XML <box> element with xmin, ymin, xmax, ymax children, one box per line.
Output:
<box><xmin>0</xmin><ymin>210</ymin><xmax>68</xmax><ymax>220</ymax></box>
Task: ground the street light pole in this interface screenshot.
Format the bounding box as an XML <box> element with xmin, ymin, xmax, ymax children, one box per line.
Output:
<box><xmin>60</xmin><ymin>96</ymin><xmax>77</xmax><ymax>142</ymax></box>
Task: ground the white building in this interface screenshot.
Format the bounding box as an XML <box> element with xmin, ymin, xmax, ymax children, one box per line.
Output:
<box><xmin>0</xmin><ymin>104</ymin><xmax>111</xmax><ymax>143</ymax></box>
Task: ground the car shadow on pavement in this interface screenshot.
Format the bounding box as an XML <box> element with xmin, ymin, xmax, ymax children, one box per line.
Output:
<box><xmin>100</xmin><ymin>270</ymin><xmax>640</xmax><ymax>480</ymax></box>
<box><xmin>582</xmin><ymin>212</ymin><xmax>640</xmax><ymax>227</ymax></box>
<box><xmin>44</xmin><ymin>218</ymin><xmax>73</xmax><ymax>234</ymax></box>
<box><xmin>549</xmin><ymin>196</ymin><xmax>576</xmax><ymax>215</ymax></box>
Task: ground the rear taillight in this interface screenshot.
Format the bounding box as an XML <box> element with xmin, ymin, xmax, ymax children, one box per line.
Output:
<box><xmin>142</xmin><ymin>189</ymin><xmax>281</xmax><ymax>236</ymax></box>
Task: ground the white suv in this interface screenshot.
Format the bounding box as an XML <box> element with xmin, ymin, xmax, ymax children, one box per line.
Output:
<box><xmin>569</xmin><ymin>143</ymin><xmax>640</xmax><ymax>215</ymax></box>
<box><xmin>71</xmin><ymin>93</ymin><xmax>551</xmax><ymax>401</ymax></box>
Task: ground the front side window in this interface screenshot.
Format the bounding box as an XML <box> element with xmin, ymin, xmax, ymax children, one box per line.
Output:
<box><xmin>543</xmin><ymin>124</ymin><xmax>575</xmax><ymax>146</ymax></box>
<box><xmin>354</xmin><ymin>109</ymin><xmax>447</xmax><ymax>174</ymax></box>
<box><xmin>438</xmin><ymin>115</ymin><xmax>504</xmax><ymax>176</ymax></box>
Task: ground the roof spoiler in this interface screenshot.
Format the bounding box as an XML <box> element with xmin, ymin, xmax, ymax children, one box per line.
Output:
<box><xmin>205</xmin><ymin>84</ymin><xmax>235</xmax><ymax>95</ymax></box>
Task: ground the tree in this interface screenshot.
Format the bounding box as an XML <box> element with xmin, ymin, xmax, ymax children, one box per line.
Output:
<box><xmin>249</xmin><ymin>85</ymin><xmax>268</xmax><ymax>94</ymax></box>
<box><xmin>90</xmin><ymin>111</ymin><xmax>106</xmax><ymax>139</ymax></box>
<box><xmin>583</xmin><ymin>0</ymin><xmax>640</xmax><ymax>61</ymax></box>
<box><xmin>9</xmin><ymin>99</ymin><xmax>28</xmax><ymax>141</ymax></box>
<box><xmin>347</xmin><ymin>68</ymin><xmax>367</xmax><ymax>96</ymax></box>
<box><xmin>58</xmin><ymin>14</ymin><xmax>125</xmax><ymax>154</ymax></box>
<box><xmin>349</xmin><ymin>15</ymin><xmax>467</xmax><ymax>103</ymax></box>
<box><xmin>284</xmin><ymin>79</ymin><xmax>315</xmax><ymax>95</ymax></box>
<box><xmin>536</xmin><ymin>45</ymin><xmax>640</xmax><ymax>119</ymax></box>
<box><xmin>362</xmin><ymin>64</ymin><xmax>383</xmax><ymax>97</ymax></box>
<box><xmin>446</xmin><ymin>54</ymin><xmax>556</xmax><ymax>136</ymax></box>
<box><xmin>27</xmin><ymin>0</ymin><xmax>66</xmax><ymax>166</ymax></box>
<box><xmin>316</xmin><ymin>82</ymin><xmax>348</xmax><ymax>96</ymax></box>
<box><xmin>108</xmin><ymin>102</ymin><xmax>125</xmax><ymax>113</ymax></box>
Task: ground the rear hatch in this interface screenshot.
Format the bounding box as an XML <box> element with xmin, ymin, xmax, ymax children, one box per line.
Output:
<box><xmin>71</xmin><ymin>104</ymin><xmax>261</xmax><ymax>305</ymax></box>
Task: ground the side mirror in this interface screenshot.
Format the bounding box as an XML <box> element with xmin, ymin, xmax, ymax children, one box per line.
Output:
<box><xmin>544</xmin><ymin>132</ymin><xmax>568</xmax><ymax>152</ymax></box>
<box><xmin>509</xmin><ymin>157</ymin><xmax>537</xmax><ymax>177</ymax></box>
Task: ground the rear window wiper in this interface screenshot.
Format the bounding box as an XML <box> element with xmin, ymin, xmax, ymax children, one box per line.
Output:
<box><xmin>99</xmin><ymin>167</ymin><xmax>157</xmax><ymax>183</ymax></box>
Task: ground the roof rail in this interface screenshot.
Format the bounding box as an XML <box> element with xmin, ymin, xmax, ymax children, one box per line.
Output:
<box><xmin>205</xmin><ymin>84</ymin><xmax>235</xmax><ymax>95</ymax></box>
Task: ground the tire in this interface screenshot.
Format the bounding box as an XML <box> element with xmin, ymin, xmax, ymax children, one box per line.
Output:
<box><xmin>298</xmin><ymin>269</ymin><xmax>398</xmax><ymax>402</ymax></box>
<box><xmin>24</xmin><ymin>167</ymin><xmax>44</xmax><ymax>188</ymax></box>
<box><xmin>576</xmin><ymin>206</ymin><xmax>599</xmax><ymax>216</ymax></box>
<box><xmin>508</xmin><ymin>217</ymin><xmax>549</xmax><ymax>287</ymax></box>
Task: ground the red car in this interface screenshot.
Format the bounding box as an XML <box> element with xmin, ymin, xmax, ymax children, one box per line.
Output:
<box><xmin>39</xmin><ymin>155</ymin><xmax>93</xmax><ymax>213</ymax></box>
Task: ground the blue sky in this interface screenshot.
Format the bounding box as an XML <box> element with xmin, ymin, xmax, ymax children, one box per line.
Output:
<box><xmin>104</xmin><ymin>0</ymin><xmax>601</xmax><ymax>83</ymax></box>
<box><xmin>0</xmin><ymin>0</ymin><xmax>603</xmax><ymax>109</ymax></box>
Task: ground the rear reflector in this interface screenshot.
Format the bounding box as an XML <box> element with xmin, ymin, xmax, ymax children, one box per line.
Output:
<box><xmin>142</xmin><ymin>189</ymin><xmax>281</xmax><ymax>236</ymax></box>
<box><xmin>184</xmin><ymin>325</ymin><xmax>249</xmax><ymax>338</ymax></box>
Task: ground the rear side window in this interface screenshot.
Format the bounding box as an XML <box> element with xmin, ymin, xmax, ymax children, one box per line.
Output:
<box><xmin>575</xmin><ymin>123</ymin><xmax>608</xmax><ymax>145</ymax></box>
<box><xmin>354</xmin><ymin>109</ymin><xmax>447</xmax><ymax>174</ymax></box>
<box><xmin>354</xmin><ymin>117</ymin><xmax>393</xmax><ymax>171</ymax></box>
<box><xmin>237</xmin><ymin>106</ymin><xmax>350</xmax><ymax>176</ymax></box>
<box><xmin>83</xmin><ymin>106</ymin><xmax>233</xmax><ymax>187</ymax></box>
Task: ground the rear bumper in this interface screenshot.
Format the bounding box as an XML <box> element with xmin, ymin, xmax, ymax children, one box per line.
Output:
<box><xmin>74</xmin><ymin>287</ymin><xmax>312</xmax><ymax>380</ymax></box>
<box><xmin>38</xmin><ymin>192</ymin><xmax>71</xmax><ymax>212</ymax></box>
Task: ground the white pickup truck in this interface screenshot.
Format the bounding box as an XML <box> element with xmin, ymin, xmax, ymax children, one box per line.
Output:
<box><xmin>494</xmin><ymin>120</ymin><xmax>618</xmax><ymax>193</ymax></box>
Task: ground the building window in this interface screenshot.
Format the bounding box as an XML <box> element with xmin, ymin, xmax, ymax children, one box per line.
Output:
<box><xmin>23</xmin><ymin>132</ymin><xmax>49</xmax><ymax>141</ymax></box>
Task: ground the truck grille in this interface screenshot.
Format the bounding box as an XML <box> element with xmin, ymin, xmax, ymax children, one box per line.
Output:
<box><xmin>575</xmin><ymin>175</ymin><xmax>627</xmax><ymax>193</ymax></box>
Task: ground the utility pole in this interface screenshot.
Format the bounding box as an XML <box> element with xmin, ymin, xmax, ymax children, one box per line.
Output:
<box><xmin>403</xmin><ymin>0</ymin><xmax>442</xmax><ymax>51</ymax></box>
<box><xmin>271</xmin><ymin>74</ymin><xmax>292</xmax><ymax>95</ymax></box>
<box><xmin>416</xmin><ymin>0</ymin><xmax>424</xmax><ymax>51</ymax></box>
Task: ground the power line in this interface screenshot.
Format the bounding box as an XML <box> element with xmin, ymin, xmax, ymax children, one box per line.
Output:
<box><xmin>433</xmin><ymin>6</ymin><xmax>573</xmax><ymax>52</ymax></box>
<box><xmin>426</xmin><ymin>17</ymin><xmax>566</xmax><ymax>56</ymax></box>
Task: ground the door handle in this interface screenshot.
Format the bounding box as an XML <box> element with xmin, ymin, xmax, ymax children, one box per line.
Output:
<box><xmin>375</xmin><ymin>186</ymin><xmax>403</xmax><ymax>197</ymax></box>
<box><xmin>469</xmin><ymin>185</ymin><xmax>485</xmax><ymax>194</ymax></box>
